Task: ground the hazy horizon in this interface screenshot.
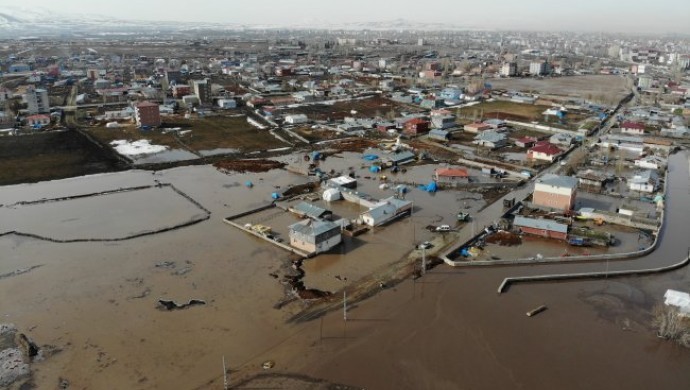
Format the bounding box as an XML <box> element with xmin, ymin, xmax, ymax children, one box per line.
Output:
<box><xmin>1</xmin><ymin>0</ymin><xmax>689</xmax><ymax>34</ymax></box>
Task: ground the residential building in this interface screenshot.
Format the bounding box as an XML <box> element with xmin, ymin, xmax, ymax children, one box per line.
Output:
<box><xmin>327</xmin><ymin>176</ymin><xmax>357</xmax><ymax>189</ymax></box>
<box><xmin>9</xmin><ymin>63</ymin><xmax>31</xmax><ymax>73</ymax></box>
<box><xmin>428</xmin><ymin>129</ymin><xmax>451</xmax><ymax>142</ymax></box>
<box><xmin>217</xmin><ymin>98</ymin><xmax>237</xmax><ymax>109</ymax></box>
<box><xmin>385</xmin><ymin>150</ymin><xmax>416</xmax><ymax>166</ymax></box>
<box><xmin>463</xmin><ymin>122</ymin><xmax>492</xmax><ymax>133</ymax></box>
<box><xmin>403</xmin><ymin>118</ymin><xmax>430</xmax><ymax>136</ymax></box>
<box><xmin>288</xmin><ymin>202</ymin><xmax>333</xmax><ymax>220</ymax></box>
<box><xmin>527</xmin><ymin>142</ymin><xmax>563</xmax><ymax>162</ymax></box>
<box><xmin>22</xmin><ymin>87</ymin><xmax>50</xmax><ymax>114</ymax></box>
<box><xmin>134</xmin><ymin>102</ymin><xmax>161</xmax><ymax>127</ymax></box>
<box><xmin>549</xmin><ymin>133</ymin><xmax>575</xmax><ymax>146</ymax></box>
<box><xmin>628</xmin><ymin>170</ymin><xmax>659</xmax><ymax>193</ymax></box>
<box><xmin>439</xmin><ymin>88</ymin><xmax>463</xmax><ymax>102</ymax></box>
<box><xmin>288</xmin><ymin>219</ymin><xmax>342</xmax><ymax>255</ymax></box>
<box><xmin>473</xmin><ymin>130</ymin><xmax>507</xmax><ymax>149</ymax></box>
<box><xmin>483</xmin><ymin>119</ymin><xmax>507</xmax><ymax>129</ymax></box>
<box><xmin>529</xmin><ymin>61</ymin><xmax>549</xmax><ymax>76</ymax></box>
<box><xmin>434</xmin><ymin>167</ymin><xmax>469</xmax><ymax>183</ymax></box>
<box><xmin>576</xmin><ymin>169</ymin><xmax>610</xmax><ymax>193</ymax></box>
<box><xmin>192</xmin><ymin>79</ymin><xmax>212</xmax><ymax>104</ymax></box>
<box><xmin>634</xmin><ymin>155</ymin><xmax>666</xmax><ymax>170</ymax></box>
<box><xmin>360</xmin><ymin>197</ymin><xmax>413</xmax><ymax>227</ymax></box>
<box><xmin>500</xmin><ymin>62</ymin><xmax>517</xmax><ymax>77</ymax></box>
<box><xmin>420</xmin><ymin>97</ymin><xmax>443</xmax><ymax>109</ymax></box>
<box><xmin>172</xmin><ymin>84</ymin><xmax>191</xmax><ymax>98</ymax></box>
<box><xmin>25</xmin><ymin>114</ymin><xmax>50</xmax><ymax>127</ymax></box>
<box><xmin>513</xmin><ymin>215</ymin><xmax>568</xmax><ymax>241</ymax></box>
<box><xmin>620</xmin><ymin>121</ymin><xmax>646</xmax><ymax>135</ymax></box>
<box><xmin>431</xmin><ymin>115</ymin><xmax>456</xmax><ymax>129</ymax></box>
<box><xmin>515</xmin><ymin>136</ymin><xmax>538</xmax><ymax>148</ymax></box>
<box><xmin>533</xmin><ymin>174</ymin><xmax>578</xmax><ymax>211</ymax></box>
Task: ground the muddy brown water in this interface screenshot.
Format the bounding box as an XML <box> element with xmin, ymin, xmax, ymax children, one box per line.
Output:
<box><xmin>1</xmin><ymin>151</ymin><xmax>689</xmax><ymax>389</ymax></box>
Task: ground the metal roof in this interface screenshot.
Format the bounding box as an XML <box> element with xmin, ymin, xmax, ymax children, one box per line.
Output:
<box><xmin>537</xmin><ymin>174</ymin><xmax>578</xmax><ymax>189</ymax></box>
<box><xmin>289</xmin><ymin>219</ymin><xmax>339</xmax><ymax>237</ymax></box>
<box><xmin>513</xmin><ymin>216</ymin><xmax>568</xmax><ymax>234</ymax></box>
<box><xmin>290</xmin><ymin>202</ymin><xmax>330</xmax><ymax>219</ymax></box>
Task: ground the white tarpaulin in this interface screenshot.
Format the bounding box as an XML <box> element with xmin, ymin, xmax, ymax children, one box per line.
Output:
<box><xmin>664</xmin><ymin>289</ymin><xmax>690</xmax><ymax>316</ymax></box>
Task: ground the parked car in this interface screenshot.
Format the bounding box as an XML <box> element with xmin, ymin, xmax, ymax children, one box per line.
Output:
<box><xmin>417</xmin><ymin>241</ymin><xmax>433</xmax><ymax>250</ymax></box>
<box><xmin>436</xmin><ymin>225</ymin><xmax>451</xmax><ymax>232</ymax></box>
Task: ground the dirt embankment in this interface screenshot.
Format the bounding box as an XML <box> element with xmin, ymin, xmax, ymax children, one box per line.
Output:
<box><xmin>214</xmin><ymin>159</ymin><xmax>286</xmax><ymax>173</ymax></box>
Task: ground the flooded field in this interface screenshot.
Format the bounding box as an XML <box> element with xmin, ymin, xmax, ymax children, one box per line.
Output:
<box><xmin>1</xmin><ymin>150</ymin><xmax>689</xmax><ymax>389</ymax></box>
<box><xmin>0</xmin><ymin>185</ymin><xmax>208</xmax><ymax>241</ymax></box>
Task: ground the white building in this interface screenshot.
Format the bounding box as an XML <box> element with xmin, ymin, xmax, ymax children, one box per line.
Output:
<box><xmin>23</xmin><ymin>87</ymin><xmax>50</xmax><ymax>114</ymax></box>
<box><xmin>634</xmin><ymin>155</ymin><xmax>666</xmax><ymax>170</ymax></box>
<box><xmin>529</xmin><ymin>61</ymin><xmax>548</xmax><ymax>76</ymax></box>
<box><xmin>285</xmin><ymin>114</ymin><xmax>308</xmax><ymax>125</ymax></box>
<box><xmin>217</xmin><ymin>98</ymin><xmax>237</xmax><ymax>109</ymax></box>
<box><xmin>628</xmin><ymin>170</ymin><xmax>659</xmax><ymax>193</ymax></box>
<box><xmin>360</xmin><ymin>197</ymin><xmax>413</xmax><ymax>227</ymax></box>
<box><xmin>500</xmin><ymin>62</ymin><xmax>517</xmax><ymax>77</ymax></box>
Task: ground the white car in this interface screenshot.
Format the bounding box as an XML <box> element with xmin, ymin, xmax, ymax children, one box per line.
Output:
<box><xmin>436</xmin><ymin>225</ymin><xmax>452</xmax><ymax>232</ymax></box>
<box><xmin>417</xmin><ymin>241</ymin><xmax>433</xmax><ymax>250</ymax></box>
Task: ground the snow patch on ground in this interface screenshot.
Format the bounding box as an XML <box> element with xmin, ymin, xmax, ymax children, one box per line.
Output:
<box><xmin>110</xmin><ymin>140</ymin><xmax>167</xmax><ymax>156</ymax></box>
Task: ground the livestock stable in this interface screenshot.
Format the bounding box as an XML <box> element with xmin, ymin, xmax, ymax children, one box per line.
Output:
<box><xmin>513</xmin><ymin>215</ymin><xmax>569</xmax><ymax>241</ymax></box>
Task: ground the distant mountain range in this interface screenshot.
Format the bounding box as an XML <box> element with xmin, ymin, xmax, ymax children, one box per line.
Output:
<box><xmin>0</xmin><ymin>7</ymin><xmax>477</xmax><ymax>37</ymax></box>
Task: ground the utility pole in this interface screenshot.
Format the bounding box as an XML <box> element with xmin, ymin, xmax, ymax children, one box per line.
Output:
<box><xmin>222</xmin><ymin>356</ymin><xmax>228</xmax><ymax>390</ymax></box>
<box><xmin>421</xmin><ymin>246</ymin><xmax>426</xmax><ymax>276</ymax></box>
<box><xmin>343</xmin><ymin>290</ymin><xmax>348</xmax><ymax>321</ymax></box>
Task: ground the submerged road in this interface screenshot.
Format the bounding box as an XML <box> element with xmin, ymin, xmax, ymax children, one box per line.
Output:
<box><xmin>444</xmin><ymin>150</ymin><xmax>690</xmax><ymax>290</ymax></box>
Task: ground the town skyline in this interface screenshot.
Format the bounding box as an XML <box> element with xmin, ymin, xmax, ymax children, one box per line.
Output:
<box><xmin>1</xmin><ymin>0</ymin><xmax>690</xmax><ymax>34</ymax></box>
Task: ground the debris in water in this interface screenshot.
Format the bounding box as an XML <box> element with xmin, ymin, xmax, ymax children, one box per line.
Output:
<box><xmin>157</xmin><ymin>299</ymin><xmax>206</xmax><ymax>311</ymax></box>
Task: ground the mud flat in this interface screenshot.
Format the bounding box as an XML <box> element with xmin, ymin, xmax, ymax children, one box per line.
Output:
<box><xmin>489</xmin><ymin>75</ymin><xmax>629</xmax><ymax>99</ymax></box>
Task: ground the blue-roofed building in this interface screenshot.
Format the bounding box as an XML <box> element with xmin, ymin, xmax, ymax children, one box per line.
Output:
<box><xmin>288</xmin><ymin>219</ymin><xmax>342</xmax><ymax>255</ymax></box>
<box><xmin>440</xmin><ymin>88</ymin><xmax>463</xmax><ymax>101</ymax></box>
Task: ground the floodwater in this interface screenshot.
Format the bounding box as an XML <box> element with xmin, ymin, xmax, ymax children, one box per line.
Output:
<box><xmin>1</xmin><ymin>151</ymin><xmax>689</xmax><ymax>389</ymax></box>
<box><xmin>132</xmin><ymin>149</ymin><xmax>199</xmax><ymax>164</ymax></box>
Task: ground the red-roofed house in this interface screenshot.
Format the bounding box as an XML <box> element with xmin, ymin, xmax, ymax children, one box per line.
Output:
<box><xmin>515</xmin><ymin>136</ymin><xmax>538</xmax><ymax>148</ymax></box>
<box><xmin>26</xmin><ymin>114</ymin><xmax>50</xmax><ymax>127</ymax></box>
<box><xmin>135</xmin><ymin>101</ymin><xmax>161</xmax><ymax>127</ymax></box>
<box><xmin>527</xmin><ymin>142</ymin><xmax>563</xmax><ymax>162</ymax></box>
<box><xmin>434</xmin><ymin>167</ymin><xmax>470</xmax><ymax>183</ymax></box>
<box><xmin>621</xmin><ymin>121</ymin><xmax>645</xmax><ymax>135</ymax></box>
<box><xmin>403</xmin><ymin>118</ymin><xmax>430</xmax><ymax>136</ymax></box>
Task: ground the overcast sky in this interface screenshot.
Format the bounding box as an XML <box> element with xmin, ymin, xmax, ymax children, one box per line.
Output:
<box><xmin>3</xmin><ymin>0</ymin><xmax>689</xmax><ymax>34</ymax></box>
